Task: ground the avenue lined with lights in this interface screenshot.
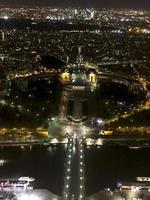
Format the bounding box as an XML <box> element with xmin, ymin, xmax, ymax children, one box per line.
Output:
<box><xmin>63</xmin><ymin>135</ymin><xmax>85</xmax><ymax>200</ymax></box>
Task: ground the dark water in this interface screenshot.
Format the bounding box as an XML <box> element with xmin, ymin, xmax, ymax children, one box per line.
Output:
<box><xmin>0</xmin><ymin>145</ymin><xmax>66</xmax><ymax>195</ymax></box>
<box><xmin>85</xmin><ymin>145</ymin><xmax>150</xmax><ymax>196</ymax></box>
<box><xmin>1</xmin><ymin>144</ymin><xmax>150</xmax><ymax>197</ymax></box>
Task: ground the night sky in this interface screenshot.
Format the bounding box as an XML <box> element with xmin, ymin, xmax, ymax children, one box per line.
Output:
<box><xmin>0</xmin><ymin>0</ymin><xmax>150</xmax><ymax>8</ymax></box>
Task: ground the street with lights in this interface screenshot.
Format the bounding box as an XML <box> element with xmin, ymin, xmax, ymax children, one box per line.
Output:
<box><xmin>63</xmin><ymin>135</ymin><xmax>85</xmax><ymax>200</ymax></box>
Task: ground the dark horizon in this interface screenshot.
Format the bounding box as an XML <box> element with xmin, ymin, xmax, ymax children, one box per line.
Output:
<box><xmin>0</xmin><ymin>0</ymin><xmax>150</xmax><ymax>9</ymax></box>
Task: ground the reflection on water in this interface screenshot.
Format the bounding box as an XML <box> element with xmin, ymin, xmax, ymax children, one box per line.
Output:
<box><xmin>85</xmin><ymin>145</ymin><xmax>150</xmax><ymax>196</ymax></box>
<box><xmin>0</xmin><ymin>145</ymin><xmax>66</xmax><ymax>195</ymax></box>
<box><xmin>1</xmin><ymin>144</ymin><xmax>150</xmax><ymax>197</ymax></box>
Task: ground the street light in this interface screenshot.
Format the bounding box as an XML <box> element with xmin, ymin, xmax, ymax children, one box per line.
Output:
<box><xmin>97</xmin><ymin>118</ymin><xmax>103</xmax><ymax>124</ymax></box>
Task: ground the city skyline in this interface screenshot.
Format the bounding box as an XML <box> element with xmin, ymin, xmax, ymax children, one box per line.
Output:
<box><xmin>0</xmin><ymin>3</ymin><xmax>150</xmax><ymax>200</ymax></box>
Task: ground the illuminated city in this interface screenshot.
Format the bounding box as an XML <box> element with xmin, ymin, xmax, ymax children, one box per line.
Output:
<box><xmin>0</xmin><ymin>3</ymin><xmax>150</xmax><ymax>200</ymax></box>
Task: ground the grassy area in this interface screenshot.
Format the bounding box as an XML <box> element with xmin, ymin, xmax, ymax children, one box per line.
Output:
<box><xmin>0</xmin><ymin>77</ymin><xmax>62</xmax><ymax>128</ymax></box>
<box><xmin>96</xmin><ymin>80</ymin><xmax>145</xmax><ymax>120</ymax></box>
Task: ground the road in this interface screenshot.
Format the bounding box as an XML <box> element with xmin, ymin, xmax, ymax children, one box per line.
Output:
<box><xmin>63</xmin><ymin>135</ymin><xmax>85</xmax><ymax>200</ymax></box>
<box><xmin>104</xmin><ymin>64</ymin><xmax>150</xmax><ymax>130</ymax></box>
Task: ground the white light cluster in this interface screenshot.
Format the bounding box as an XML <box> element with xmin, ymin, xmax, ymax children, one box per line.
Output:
<box><xmin>17</xmin><ymin>193</ymin><xmax>41</xmax><ymax>200</ymax></box>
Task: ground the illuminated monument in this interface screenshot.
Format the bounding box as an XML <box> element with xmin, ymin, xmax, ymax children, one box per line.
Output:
<box><xmin>60</xmin><ymin>46</ymin><xmax>97</xmax><ymax>85</ymax></box>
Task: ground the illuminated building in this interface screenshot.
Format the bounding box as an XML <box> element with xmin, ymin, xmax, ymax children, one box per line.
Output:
<box><xmin>61</xmin><ymin>72</ymin><xmax>71</xmax><ymax>82</ymax></box>
<box><xmin>89</xmin><ymin>72</ymin><xmax>97</xmax><ymax>83</ymax></box>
